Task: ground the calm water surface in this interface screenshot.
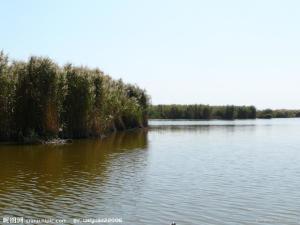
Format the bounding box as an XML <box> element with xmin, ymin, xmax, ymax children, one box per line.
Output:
<box><xmin>1</xmin><ymin>119</ymin><xmax>300</xmax><ymax>224</ymax></box>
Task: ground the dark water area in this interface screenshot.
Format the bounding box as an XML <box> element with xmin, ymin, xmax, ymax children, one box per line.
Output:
<box><xmin>1</xmin><ymin>119</ymin><xmax>300</xmax><ymax>224</ymax></box>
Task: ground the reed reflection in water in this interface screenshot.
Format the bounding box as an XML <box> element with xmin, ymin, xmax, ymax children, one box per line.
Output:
<box><xmin>0</xmin><ymin>130</ymin><xmax>148</xmax><ymax>223</ymax></box>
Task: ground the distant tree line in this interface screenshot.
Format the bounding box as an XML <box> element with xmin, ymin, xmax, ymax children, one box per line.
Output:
<box><xmin>0</xmin><ymin>51</ymin><xmax>149</xmax><ymax>142</ymax></box>
<box><xmin>149</xmin><ymin>104</ymin><xmax>257</xmax><ymax>120</ymax></box>
<box><xmin>257</xmin><ymin>109</ymin><xmax>300</xmax><ymax>119</ymax></box>
<box><xmin>149</xmin><ymin>105</ymin><xmax>300</xmax><ymax>120</ymax></box>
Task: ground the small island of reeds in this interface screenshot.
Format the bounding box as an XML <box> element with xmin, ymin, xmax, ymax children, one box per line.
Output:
<box><xmin>0</xmin><ymin>51</ymin><xmax>149</xmax><ymax>143</ymax></box>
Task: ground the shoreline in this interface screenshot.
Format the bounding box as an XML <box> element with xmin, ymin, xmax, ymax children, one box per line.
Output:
<box><xmin>0</xmin><ymin>127</ymin><xmax>148</xmax><ymax>145</ymax></box>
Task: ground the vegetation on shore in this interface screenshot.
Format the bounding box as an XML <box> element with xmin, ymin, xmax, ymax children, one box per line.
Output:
<box><xmin>0</xmin><ymin>51</ymin><xmax>149</xmax><ymax>142</ymax></box>
<box><xmin>149</xmin><ymin>105</ymin><xmax>300</xmax><ymax>120</ymax></box>
<box><xmin>149</xmin><ymin>104</ymin><xmax>256</xmax><ymax>120</ymax></box>
<box><xmin>1</xmin><ymin>51</ymin><xmax>299</xmax><ymax>143</ymax></box>
<box><xmin>257</xmin><ymin>109</ymin><xmax>300</xmax><ymax>119</ymax></box>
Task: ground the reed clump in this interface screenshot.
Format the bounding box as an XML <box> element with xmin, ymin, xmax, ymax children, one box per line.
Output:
<box><xmin>0</xmin><ymin>51</ymin><xmax>149</xmax><ymax>142</ymax></box>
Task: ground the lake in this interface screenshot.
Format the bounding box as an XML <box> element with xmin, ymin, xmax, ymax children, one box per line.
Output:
<box><xmin>1</xmin><ymin>119</ymin><xmax>300</xmax><ymax>224</ymax></box>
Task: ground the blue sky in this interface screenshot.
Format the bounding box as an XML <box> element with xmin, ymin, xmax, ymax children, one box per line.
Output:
<box><xmin>1</xmin><ymin>0</ymin><xmax>300</xmax><ymax>109</ymax></box>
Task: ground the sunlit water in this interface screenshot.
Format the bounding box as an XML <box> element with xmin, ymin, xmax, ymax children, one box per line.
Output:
<box><xmin>1</xmin><ymin>119</ymin><xmax>300</xmax><ymax>224</ymax></box>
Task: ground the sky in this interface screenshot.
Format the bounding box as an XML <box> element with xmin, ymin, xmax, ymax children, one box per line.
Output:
<box><xmin>1</xmin><ymin>0</ymin><xmax>300</xmax><ymax>109</ymax></box>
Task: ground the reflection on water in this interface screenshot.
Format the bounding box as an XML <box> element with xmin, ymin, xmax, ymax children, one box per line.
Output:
<box><xmin>1</xmin><ymin>119</ymin><xmax>300</xmax><ymax>224</ymax></box>
<box><xmin>0</xmin><ymin>130</ymin><xmax>148</xmax><ymax>223</ymax></box>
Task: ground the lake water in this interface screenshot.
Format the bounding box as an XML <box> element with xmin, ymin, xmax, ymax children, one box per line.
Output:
<box><xmin>1</xmin><ymin>119</ymin><xmax>300</xmax><ymax>225</ymax></box>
